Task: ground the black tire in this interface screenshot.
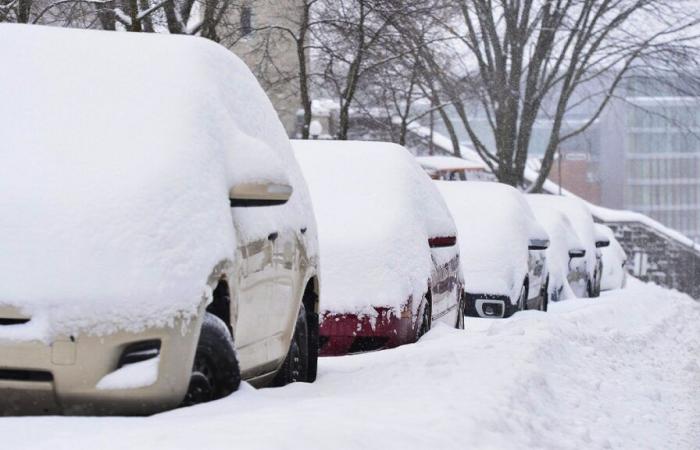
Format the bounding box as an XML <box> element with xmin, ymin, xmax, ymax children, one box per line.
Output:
<box><xmin>182</xmin><ymin>313</ymin><xmax>241</xmax><ymax>407</ymax></box>
<box><xmin>305</xmin><ymin>304</ymin><xmax>319</xmax><ymax>383</ymax></box>
<box><xmin>416</xmin><ymin>296</ymin><xmax>432</xmax><ymax>339</ymax></box>
<box><xmin>273</xmin><ymin>304</ymin><xmax>309</xmax><ymax>386</ymax></box>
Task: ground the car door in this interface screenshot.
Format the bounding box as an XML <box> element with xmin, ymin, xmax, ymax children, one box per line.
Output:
<box><xmin>267</xmin><ymin>228</ymin><xmax>302</xmax><ymax>364</ymax></box>
<box><xmin>234</xmin><ymin>233</ymin><xmax>278</xmax><ymax>378</ymax></box>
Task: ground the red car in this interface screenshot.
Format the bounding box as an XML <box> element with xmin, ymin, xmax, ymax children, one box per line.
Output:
<box><xmin>292</xmin><ymin>140</ymin><xmax>464</xmax><ymax>356</ymax></box>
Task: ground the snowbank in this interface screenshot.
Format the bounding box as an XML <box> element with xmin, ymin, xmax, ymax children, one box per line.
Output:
<box><xmin>1</xmin><ymin>282</ymin><xmax>697</xmax><ymax>449</ymax></box>
<box><xmin>436</xmin><ymin>181</ymin><xmax>548</xmax><ymax>301</ymax></box>
<box><xmin>292</xmin><ymin>140</ymin><xmax>456</xmax><ymax>315</ymax></box>
<box><xmin>0</xmin><ymin>25</ymin><xmax>315</xmax><ymax>339</ymax></box>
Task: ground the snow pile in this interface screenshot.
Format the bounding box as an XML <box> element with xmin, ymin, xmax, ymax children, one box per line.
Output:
<box><xmin>1</xmin><ymin>281</ymin><xmax>697</xmax><ymax>449</ymax></box>
<box><xmin>292</xmin><ymin>140</ymin><xmax>456</xmax><ymax>315</ymax></box>
<box><xmin>526</xmin><ymin>195</ymin><xmax>585</xmax><ymax>299</ymax></box>
<box><xmin>527</xmin><ymin>194</ymin><xmax>599</xmax><ymax>280</ymax></box>
<box><xmin>596</xmin><ymin>224</ymin><xmax>628</xmax><ymax>291</ymax></box>
<box><xmin>436</xmin><ymin>181</ymin><xmax>548</xmax><ymax>301</ymax></box>
<box><xmin>0</xmin><ymin>25</ymin><xmax>315</xmax><ymax>339</ymax></box>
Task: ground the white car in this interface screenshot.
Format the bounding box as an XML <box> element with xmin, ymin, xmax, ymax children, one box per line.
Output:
<box><xmin>292</xmin><ymin>140</ymin><xmax>464</xmax><ymax>356</ymax></box>
<box><xmin>527</xmin><ymin>195</ymin><xmax>609</xmax><ymax>297</ymax></box>
<box><xmin>437</xmin><ymin>182</ymin><xmax>550</xmax><ymax>318</ymax></box>
<box><xmin>526</xmin><ymin>196</ymin><xmax>588</xmax><ymax>302</ymax></box>
<box><xmin>596</xmin><ymin>224</ymin><xmax>628</xmax><ymax>291</ymax></box>
<box><xmin>0</xmin><ymin>25</ymin><xmax>320</xmax><ymax>415</ymax></box>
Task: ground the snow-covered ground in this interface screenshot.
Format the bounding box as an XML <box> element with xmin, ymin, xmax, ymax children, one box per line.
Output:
<box><xmin>1</xmin><ymin>280</ymin><xmax>698</xmax><ymax>450</ymax></box>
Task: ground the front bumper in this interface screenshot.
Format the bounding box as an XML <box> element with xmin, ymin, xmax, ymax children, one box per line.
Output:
<box><xmin>0</xmin><ymin>315</ymin><xmax>202</xmax><ymax>416</ymax></box>
<box><xmin>465</xmin><ymin>293</ymin><xmax>513</xmax><ymax>318</ymax></box>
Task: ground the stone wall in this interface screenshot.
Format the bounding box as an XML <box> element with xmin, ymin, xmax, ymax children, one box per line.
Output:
<box><xmin>597</xmin><ymin>219</ymin><xmax>700</xmax><ymax>299</ymax></box>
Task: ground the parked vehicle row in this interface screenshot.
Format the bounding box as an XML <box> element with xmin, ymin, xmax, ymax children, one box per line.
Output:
<box><xmin>0</xmin><ymin>27</ymin><xmax>628</xmax><ymax>416</ymax></box>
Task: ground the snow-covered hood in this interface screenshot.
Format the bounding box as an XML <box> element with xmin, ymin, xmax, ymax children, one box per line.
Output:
<box><xmin>0</xmin><ymin>25</ymin><xmax>316</xmax><ymax>339</ymax></box>
<box><xmin>293</xmin><ymin>141</ymin><xmax>457</xmax><ymax>316</ymax></box>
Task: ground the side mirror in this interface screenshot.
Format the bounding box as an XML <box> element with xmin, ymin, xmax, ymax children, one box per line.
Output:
<box><xmin>528</xmin><ymin>238</ymin><xmax>549</xmax><ymax>251</ymax></box>
<box><xmin>595</xmin><ymin>239</ymin><xmax>610</xmax><ymax>248</ymax></box>
<box><xmin>568</xmin><ymin>249</ymin><xmax>586</xmax><ymax>259</ymax></box>
<box><xmin>429</xmin><ymin>236</ymin><xmax>457</xmax><ymax>248</ymax></box>
<box><xmin>229</xmin><ymin>182</ymin><xmax>293</xmax><ymax>207</ymax></box>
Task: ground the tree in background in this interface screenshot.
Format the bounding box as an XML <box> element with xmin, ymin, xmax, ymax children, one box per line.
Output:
<box><xmin>419</xmin><ymin>0</ymin><xmax>700</xmax><ymax>189</ymax></box>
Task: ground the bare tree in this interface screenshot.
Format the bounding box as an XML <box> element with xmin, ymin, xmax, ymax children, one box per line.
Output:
<box><xmin>419</xmin><ymin>0</ymin><xmax>700</xmax><ymax>189</ymax></box>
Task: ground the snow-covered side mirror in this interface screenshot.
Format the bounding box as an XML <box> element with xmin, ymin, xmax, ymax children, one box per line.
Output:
<box><xmin>528</xmin><ymin>238</ymin><xmax>549</xmax><ymax>251</ymax></box>
<box><xmin>595</xmin><ymin>239</ymin><xmax>610</xmax><ymax>248</ymax></box>
<box><xmin>568</xmin><ymin>249</ymin><xmax>586</xmax><ymax>259</ymax></box>
<box><xmin>229</xmin><ymin>182</ymin><xmax>293</xmax><ymax>207</ymax></box>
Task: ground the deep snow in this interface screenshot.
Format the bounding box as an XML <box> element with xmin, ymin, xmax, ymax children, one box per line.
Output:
<box><xmin>1</xmin><ymin>280</ymin><xmax>697</xmax><ymax>449</ymax></box>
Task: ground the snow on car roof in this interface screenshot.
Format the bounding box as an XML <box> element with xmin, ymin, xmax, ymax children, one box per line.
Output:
<box><xmin>0</xmin><ymin>25</ymin><xmax>315</xmax><ymax>339</ymax></box>
<box><xmin>416</xmin><ymin>155</ymin><xmax>488</xmax><ymax>172</ymax></box>
<box><xmin>436</xmin><ymin>181</ymin><xmax>546</xmax><ymax>299</ymax></box>
<box><xmin>292</xmin><ymin>140</ymin><xmax>456</xmax><ymax>315</ymax></box>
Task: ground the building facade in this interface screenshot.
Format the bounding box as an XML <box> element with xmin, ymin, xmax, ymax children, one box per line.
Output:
<box><xmin>224</xmin><ymin>0</ymin><xmax>303</xmax><ymax>136</ymax></box>
<box><xmin>600</xmin><ymin>95</ymin><xmax>700</xmax><ymax>241</ymax></box>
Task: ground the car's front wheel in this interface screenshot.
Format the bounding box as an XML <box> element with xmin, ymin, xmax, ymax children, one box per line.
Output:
<box><xmin>273</xmin><ymin>304</ymin><xmax>310</xmax><ymax>386</ymax></box>
<box><xmin>182</xmin><ymin>313</ymin><xmax>241</xmax><ymax>407</ymax></box>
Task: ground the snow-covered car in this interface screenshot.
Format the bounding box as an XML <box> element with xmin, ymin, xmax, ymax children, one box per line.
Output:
<box><xmin>292</xmin><ymin>140</ymin><xmax>464</xmax><ymax>356</ymax></box>
<box><xmin>526</xmin><ymin>196</ymin><xmax>588</xmax><ymax>302</ymax></box>
<box><xmin>596</xmin><ymin>224</ymin><xmax>628</xmax><ymax>291</ymax></box>
<box><xmin>436</xmin><ymin>182</ymin><xmax>550</xmax><ymax>318</ymax></box>
<box><xmin>527</xmin><ymin>195</ymin><xmax>609</xmax><ymax>297</ymax></box>
<box><xmin>0</xmin><ymin>26</ymin><xmax>320</xmax><ymax>415</ymax></box>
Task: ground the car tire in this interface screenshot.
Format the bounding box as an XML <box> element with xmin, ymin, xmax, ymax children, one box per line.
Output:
<box><xmin>305</xmin><ymin>305</ymin><xmax>319</xmax><ymax>383</ymax></box>
<box><xmin>417</xmin><ymin>296</ymin><xmax>433</xmax><ymax>339</ymax></box>
<box><xmin>273</xmin><ymin>304</ymin><xmax>309</xmax><ymax>386</ymax></box>
<box><xmin>182</xmin><ymin>312</ymin><xmax>241</xmax><ymax>407</ymax></box>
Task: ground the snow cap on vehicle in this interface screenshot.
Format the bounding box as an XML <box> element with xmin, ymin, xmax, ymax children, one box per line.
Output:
<box><xmin>0</xmin><ymin>25</ymin><xmax>316</xmax><ymax>339</ymax></box>
<box><xmin>292</xmin><ymin>140</ymin><xmax>458</xmax><ymax>316</ymax></box>
<box><xmin>436</xmin><ymin>181</ymin><xmax>548</xmax><ymax>300</ymax></box>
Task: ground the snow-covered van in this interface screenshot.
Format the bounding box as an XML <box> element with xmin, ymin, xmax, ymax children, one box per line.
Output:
<box><xmin>437</xmin><ymin>182</ymin><xmax>550</xmax><ymax>317</ymax></box>
<box><xmin>0</xmin><ymin>25</ymin><xmax>320</xmax><ymax>415</ymax></box>
<box><xmin>292</xmin><ymin>140</ymin><xmax>464</xmax><ymax>356</ymax></box>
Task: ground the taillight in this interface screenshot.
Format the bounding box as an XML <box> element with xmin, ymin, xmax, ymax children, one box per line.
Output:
<box><xmin>428</xmin><ymin>236</ymin><xmax>457</xmax><ymax>248</ymax></box>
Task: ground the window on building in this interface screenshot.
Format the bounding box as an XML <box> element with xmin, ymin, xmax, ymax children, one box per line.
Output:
<box><xmin>240</xmin><ymin>6</ymin><xmax>252</xmax><ymax>36</ymax></box>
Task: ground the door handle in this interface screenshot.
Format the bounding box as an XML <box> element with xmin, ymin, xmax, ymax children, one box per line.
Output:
<box><xmin>268</xmin><ymin>232</ymin><xmax>279</xmax><ymax>242</ymax></box>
